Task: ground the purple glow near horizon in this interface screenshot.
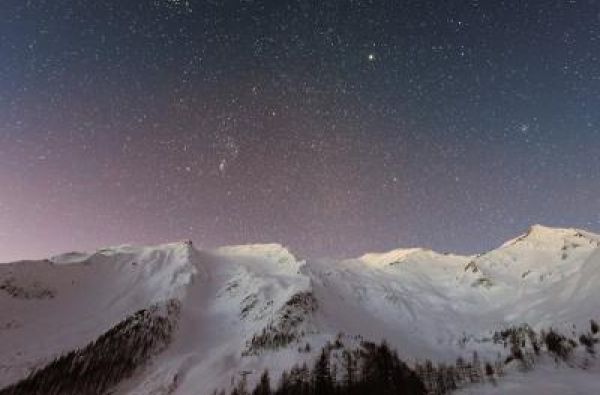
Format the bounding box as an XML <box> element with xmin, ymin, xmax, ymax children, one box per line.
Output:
<box><xmin>1</xmin><ymin>1</ymin><xmax>599</xmax><ymax>262</ymax></box>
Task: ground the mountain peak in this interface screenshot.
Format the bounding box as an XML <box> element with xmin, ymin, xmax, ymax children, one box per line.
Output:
<box><xmin>3</xmin><ymin>226</ymin><xmax>600</xmax><ymax>394</ymax></box>
<box><xmin>500</xmin><ymin>224</ymin><xmax>584</xmax><ymax>248</ymax></box>
<box><xmin>357</xmin><ymin>247</ymin><xmax>430</xmax><ymax>266</ymax></box>
<box><xmin>527</xmin><ymin>224</ymin><xmax>572</xmax><ymax>235</ymax></box>
<box><xmin>214</xmin><ymin>243</ymin><xmax>302</xmax><ymax>268</ymax></box>
<box><xmin>524</xmin><ymin>224</ymin><xmax>576</xmax><ymax>241</ymax></box>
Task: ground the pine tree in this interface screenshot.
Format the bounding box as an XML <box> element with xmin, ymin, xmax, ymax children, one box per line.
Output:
<box><xmin>252</xmin><ymin>370</ymin><xmax>271</xmax><ymax>395</ymax></box>
<box><xmin>313</xmin><ymin>349</ymin><xmax>333</xmax><ymax>395</ymax></box>
<box><xmin>591</xmin><ymin>319</ymin><xmax>599</xmax><ymax>335</ymax></box>
<box><xmin>341</xmin><ymin>349</ymin><xmax>356</xmax><ymax>389</ymax></box>
<box><xmin>231</xmin><ymin>375</ymin><xmax>248</xmax><ymax>395</ymax></box>
<box><xmin>469</xmin><ymin>352</ymin><xmax>482</xmax><ymax>383</ymax></box>
<box><xmin>484</xmin><ymin>362</ymin><xmax>496</xmax><ymax>385</ymax></box>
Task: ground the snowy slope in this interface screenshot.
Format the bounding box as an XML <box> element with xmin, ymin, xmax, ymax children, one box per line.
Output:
<box><xmin>456</xmin><ymin>354</ymin><xmax>600</xmax><ymax>395</ymax></box>
<box><xmin>0</xmin><ymin>241</ymin><xmax>196</xmax><ymax>385</ymax></box>
<box><xmin>1</xmin><ymin>225</ymin><xmax>599</xmax><ymax>394</ymax></box>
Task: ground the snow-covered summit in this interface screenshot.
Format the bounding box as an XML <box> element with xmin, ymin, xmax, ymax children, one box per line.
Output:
<box><xmin>1</xmin><ymin>225</ymin><xmax>599</xmax><ymax>394</ymax></box>
<box><xmin>214</xmin><ymin>243</ymin><xmax>303</xmax><ymax>270</ymax></box>
<box><xmin>357</xmin><ymin>247</ymin><xmax>430</xmax><ymax>266</ymax></box>
<box><xmin>472</xmin><ymin>224</ymin><xmax>600</xmax><ymax>286</ymax></box>
<box><xmin>501</xmin><ymin>224</ymin><xmax>599</xmax><ymax>248</ymax></box>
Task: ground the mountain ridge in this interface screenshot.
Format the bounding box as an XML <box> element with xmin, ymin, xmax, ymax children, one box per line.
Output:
<box><xmin>1</xmin><ymin>225</ymin><xmax>599</xmax><ymax>394</ymax></box>
<box><xmin>31</xmin><ymin>224</ymin><xmax>596</xmax><ymax>269</ymax></box>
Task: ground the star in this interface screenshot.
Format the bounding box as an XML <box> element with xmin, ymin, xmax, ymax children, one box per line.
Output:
<box><xmin>1</xmin><ymin>0</ymin><xmax>598</xmax><ymax>263</ymax></box>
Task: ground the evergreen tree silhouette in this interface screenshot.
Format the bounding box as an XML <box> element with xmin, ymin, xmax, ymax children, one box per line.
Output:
<box><xmin>252</xmin><ymin>371</ymin><xmax>271</xmax><ymax>395</ymax></box>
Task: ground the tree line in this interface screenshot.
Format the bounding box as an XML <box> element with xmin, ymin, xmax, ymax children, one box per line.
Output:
<box><xmin>216</xmin><ymin>319</ymin><xmax>600</xmax><ymax>395</ymax></box>
<box><xmin>0</xmin><ymin>300</ymin><xmax>180</xmax><ymax>395</ymax></box>
<box><xmin>215</xmin><ymin>340</ymin><xmax>428</xmax><ymax>395</ymax></box>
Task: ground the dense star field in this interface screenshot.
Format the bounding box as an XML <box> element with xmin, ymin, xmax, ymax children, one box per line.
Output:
<box><xmin>1</xmin><ymin>0</ymin><xmax>599</xmax><ymax>262</ymax></box>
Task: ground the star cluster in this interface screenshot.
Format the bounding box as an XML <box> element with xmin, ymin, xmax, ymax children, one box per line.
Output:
<box><xmin>1</xmin><ymin>0</ymin><xmax>599</xmax><ymax>262</ymax></box>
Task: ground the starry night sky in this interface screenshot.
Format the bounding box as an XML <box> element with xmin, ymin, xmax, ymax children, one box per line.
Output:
<box><xmin>1</xmin><ymin>0</ymin><xmax>599</xmax><ymax>262</ymax></box>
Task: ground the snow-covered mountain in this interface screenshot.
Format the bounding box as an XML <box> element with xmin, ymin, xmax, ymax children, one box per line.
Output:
<box><xmin>1</xmin><ymin>225</ymin><xmax>599</xmax><ymax>394</ymax></box>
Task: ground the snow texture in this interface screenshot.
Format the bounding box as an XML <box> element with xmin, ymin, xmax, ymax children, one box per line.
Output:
<box><xmin>1</xmin><ymin>225</ymin><xmax>599</xmax><ymax>394</ymax></box>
